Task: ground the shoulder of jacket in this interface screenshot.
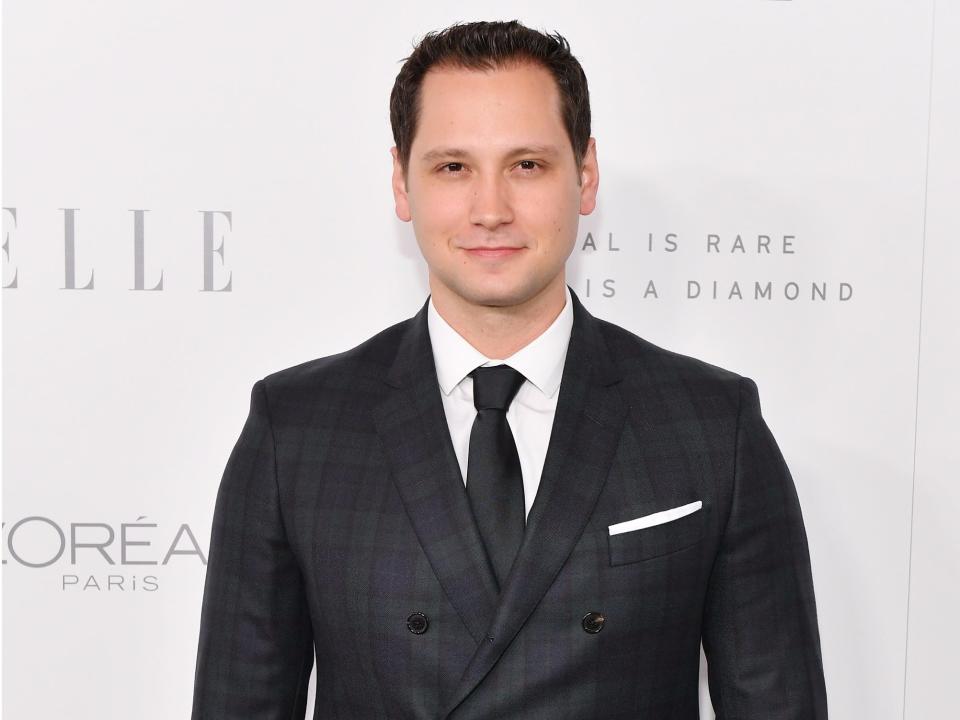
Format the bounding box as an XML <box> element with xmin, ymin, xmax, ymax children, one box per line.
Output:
<box><xmin>595</xmin><ymin>316</ymin><xmax>748</xmax><ymax>392</ymax></box>
<box><xmin>257</xmin><ymin>315</ymin><xmax>410</xmax><ymax>399</ymax></box>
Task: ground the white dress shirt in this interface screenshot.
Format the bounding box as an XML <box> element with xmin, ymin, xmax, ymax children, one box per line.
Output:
<box><xmin>426</xmin><ymin>285</ymin><xmax>574</xmax><ymax>521</ymax></box>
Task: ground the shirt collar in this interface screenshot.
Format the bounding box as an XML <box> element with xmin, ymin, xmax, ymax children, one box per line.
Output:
<box><xmin>427</xmin><ymin>285</ymin><xmax>573</xmax><ymax>399</ymax></box>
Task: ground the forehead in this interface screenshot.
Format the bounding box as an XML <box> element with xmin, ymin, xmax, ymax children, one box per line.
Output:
<box><xmin>413</xmin><ymin>61</ymin><xmax>567</xmax><ymax>153</ymax></box>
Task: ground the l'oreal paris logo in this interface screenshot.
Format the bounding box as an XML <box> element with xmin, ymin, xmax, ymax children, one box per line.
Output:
<box><xmin>2</xmin><ymin>515</ymin><xmax>207</xmax><ymax>593</ymax></box>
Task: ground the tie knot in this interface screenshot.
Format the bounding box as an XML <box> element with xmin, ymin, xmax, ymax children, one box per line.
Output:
<box><xmin>470</xmin><ymin>365</ymin><xmax>526</xmax><ymax>412</ymax></box>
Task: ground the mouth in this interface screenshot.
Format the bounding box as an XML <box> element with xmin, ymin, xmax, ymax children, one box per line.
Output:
<box><xmin>462</xmin><ymin>246</ymin><xmax>526</xmax><ymax>259</ymax></box>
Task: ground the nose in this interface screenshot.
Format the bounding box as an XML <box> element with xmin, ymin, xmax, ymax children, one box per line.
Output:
<box><xmin>468</xmin><ymin>173</ymin><xmax>514</xmax><ymax>230</ymax></box>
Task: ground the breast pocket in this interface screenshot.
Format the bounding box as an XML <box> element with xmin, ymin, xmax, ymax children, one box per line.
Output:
<box><xmin>607</xmin><ymin>500</ymin><xmax>705</xmax><ymax>566</ymax></box>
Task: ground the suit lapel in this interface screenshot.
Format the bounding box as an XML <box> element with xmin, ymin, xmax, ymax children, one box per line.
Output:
<box><xmin>440</xmin><ymin>287</ymin><xmax>628</xmax><ymax>718</ymax></box>
<box><xmin>372</xmin><ymin>298</ymin><xmax>500</xmax><ymax>646</ymax></box>
<box><xmin>372</xmin><ymin>287</ymin><xmax>628</xmax><ymax>718</ymax></box>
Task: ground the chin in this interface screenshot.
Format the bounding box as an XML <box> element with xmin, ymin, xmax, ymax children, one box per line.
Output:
<box><xmin>457</xmin><ymin>277</ymin><xmax>540</xmax><ymax>308</ymax></box>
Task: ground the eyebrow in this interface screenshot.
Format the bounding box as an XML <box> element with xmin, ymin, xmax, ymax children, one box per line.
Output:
<box><xmin>419</xmin><ymin>144</ymin><xmax>562</xmax><ymax>164</ymax></box>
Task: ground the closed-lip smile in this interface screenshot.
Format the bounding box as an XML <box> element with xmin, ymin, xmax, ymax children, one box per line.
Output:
<box><xmin>462</xmin><ymin>246</ymin><xmax>525</xmax><ymax>257</ymax></box>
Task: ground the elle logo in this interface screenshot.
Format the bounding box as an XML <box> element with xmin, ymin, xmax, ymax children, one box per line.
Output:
<box><xmin>2</xmin><ymin>207</ymin><xmax>233</xmax><ymax>291</ymax></box>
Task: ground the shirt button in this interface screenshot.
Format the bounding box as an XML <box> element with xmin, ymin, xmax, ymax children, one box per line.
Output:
<box><xmin>407</xmin><ymin>611</ymin><xmax>429</xmax><ymax>635</ymax></box>
<box><xmin>581</xmin><ymin>611</ymin><xmax>605</xmax><ymax>634</ymax></box>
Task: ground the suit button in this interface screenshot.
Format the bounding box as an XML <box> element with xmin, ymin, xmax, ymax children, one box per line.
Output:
<box><xmin>582</xmin><ymin>611</ymin><xmax>605</xmax><ymax>634</ymax></box>
<box><xmin>407</xmin><ymin>611</ymin><xmax>429</xmax><ymax>635</ymax></box>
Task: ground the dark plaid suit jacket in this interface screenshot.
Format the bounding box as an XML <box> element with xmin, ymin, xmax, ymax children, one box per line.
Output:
<box><xmin>191</xmin><ymin>286</ymin><xmax>828</xmax><ymax>719</ymax></box>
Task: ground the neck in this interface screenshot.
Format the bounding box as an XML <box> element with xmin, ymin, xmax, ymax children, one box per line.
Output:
<box><xmin>429</xmin><ymin>274</ymin><xmax>567</xmax><ymax>359</ymax></box>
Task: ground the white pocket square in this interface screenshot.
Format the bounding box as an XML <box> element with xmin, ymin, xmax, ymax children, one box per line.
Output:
<box><xmin>608</xmin><ymin>500</ymin><xmax>703</xmax><ymax>536</ymax></box>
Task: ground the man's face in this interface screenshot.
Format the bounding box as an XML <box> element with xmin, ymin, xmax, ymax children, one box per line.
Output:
<box><xmin>391</xmin><ymin>61</ymin><xmax>599</xmax><ymax>309</ymax></box>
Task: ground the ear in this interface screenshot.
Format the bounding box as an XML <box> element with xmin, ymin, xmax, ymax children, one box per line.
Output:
<box><xmin>578</xmin><ymin>137</ymin><xmax>600</xmax><ymax>216</ymax></box>
<box><xmin>390</xmin><ymin>146</ymin><xmax>412</xmax><ymax>222</ymax></box>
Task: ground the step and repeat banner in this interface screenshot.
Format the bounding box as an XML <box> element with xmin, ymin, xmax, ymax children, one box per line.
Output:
<box><xmin>3</xmin><ymin>1</ymin><xmax>958</xmax><ymax>718</ymax></box>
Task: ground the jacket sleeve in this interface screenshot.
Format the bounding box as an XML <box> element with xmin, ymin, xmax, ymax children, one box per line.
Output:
<box><xmin>701</xmin><ymin>376</ymin><xmax>828</xmax><ymax>719</ymax></box>
<box><xmin>191</xmin><ymin>379</ymin><xmax>315</xmax><ymax>719</ymax></box>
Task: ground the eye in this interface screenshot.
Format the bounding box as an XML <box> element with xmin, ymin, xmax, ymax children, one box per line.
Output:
<box><xmin>439</xmin><ymin>162</ymin><xmax>465</xmax><ymax>173</ymax></box>
<box><xmin>516</xmin><ymin>160</ymin><xmax>541</xmax><ymax>172</ymax></box>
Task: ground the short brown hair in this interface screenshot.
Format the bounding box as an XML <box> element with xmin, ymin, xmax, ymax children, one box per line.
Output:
<box><xmin>389</xmin><ymin>20</ymin><xmax>591</xmax><ymax>177</ymax></box>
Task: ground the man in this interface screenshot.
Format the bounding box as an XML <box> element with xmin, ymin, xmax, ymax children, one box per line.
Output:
<box><xmin>191</xmin><ymin>20</ymin><xmax>828</xmax><ymax>719</ymax></box>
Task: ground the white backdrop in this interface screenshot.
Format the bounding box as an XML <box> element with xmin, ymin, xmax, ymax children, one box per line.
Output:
<box><xmin>2</xmin><ymin>1</ymin><xmax>958</xmax><ymax>718</ymax></box>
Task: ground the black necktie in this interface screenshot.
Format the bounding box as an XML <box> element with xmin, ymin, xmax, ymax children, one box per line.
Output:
<box><xmin>466</xmin><ymin>364</ymin><xmax>527</xmax><ymax>592</ymax></box>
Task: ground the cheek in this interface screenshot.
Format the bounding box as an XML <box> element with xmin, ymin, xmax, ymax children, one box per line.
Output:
<box><xmin>411</xmin><ymin>189</ymin><xmax>464</xmax><ymax>239</ymax></box>
<box><xmin>527</xmin><ymin>181</ymin><xmax>579</xmax><ymax>229</ymax></box>
<box><xmin>529</xmin><ymin>203</ymin><xmax>576</xmax><ymax>247</ymax></box>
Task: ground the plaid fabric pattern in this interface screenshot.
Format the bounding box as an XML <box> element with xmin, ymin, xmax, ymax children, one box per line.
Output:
<box><xmin>191</xmin><ymin>286</ymin><xmax>827</xmax><ymax>719</ymax></box>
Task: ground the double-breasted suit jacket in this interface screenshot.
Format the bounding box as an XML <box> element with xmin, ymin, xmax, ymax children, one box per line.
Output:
<box><xmin>191</xmin><ymin>286</ymin><xmax>828</xmax><ymax>719</ymax></box>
